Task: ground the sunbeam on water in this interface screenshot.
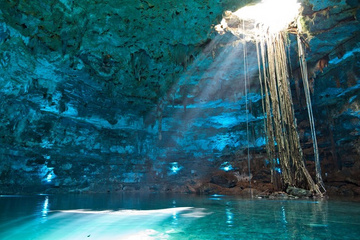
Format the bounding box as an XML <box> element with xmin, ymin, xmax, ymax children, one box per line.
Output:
<box><xmin>1</xmin><ymin>194</ymin><xmax>360</xmax><ymax>240</ymax></box>
<box><xmin>0</xmin><ymin>200</ymin><xmax>209</xmax><ymax>240</ymax></box>
<box><xmin>42</xmin><ymin>207</ymin><xmax>204</xmax><ymax>239</ymax></box>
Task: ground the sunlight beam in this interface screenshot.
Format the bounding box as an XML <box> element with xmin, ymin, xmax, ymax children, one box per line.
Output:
<box><xmin>233</xmin><ymin>0</ymin><xmax>301</xmax><ymax>34</ymax></box>
<box><xmin>216</xmin><ymin>0</ymin><xmax>301</xmax><ymax>38</ymax></box>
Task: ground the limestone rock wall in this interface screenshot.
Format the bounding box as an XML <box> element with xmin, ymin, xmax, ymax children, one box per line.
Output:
<box><xmin>0</xmin><ymin>0</ymin><xmax>359</xmax><ymax>195</ymax></box>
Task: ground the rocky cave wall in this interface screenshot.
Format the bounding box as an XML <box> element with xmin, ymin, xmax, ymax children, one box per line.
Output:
<box><xmin>0</xmin><ymin>0</ymin><xmax>359</xmax><ymax>195</ymax></box>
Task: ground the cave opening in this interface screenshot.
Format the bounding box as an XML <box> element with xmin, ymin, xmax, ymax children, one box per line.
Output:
<box><xmin>215</xmin><ymin>0</ymin><xmax>326</xmax><ymax>196</ymax></box>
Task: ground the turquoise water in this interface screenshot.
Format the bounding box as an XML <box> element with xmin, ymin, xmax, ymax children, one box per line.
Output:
<box><xmin>0</xmin><ymin>194</ymin><xmax>359</xmax><ymax>240</ymax></box>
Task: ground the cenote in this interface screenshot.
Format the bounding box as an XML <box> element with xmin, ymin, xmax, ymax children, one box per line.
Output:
<box><xmin>1</xmin><ymin>0</ymin><xmax>360</xmax><ymax>239</ymax></box>
<box><xmin>1</xmin><ymin>194</ymin><xmax>360</xmax><ymax>240</ymax></box>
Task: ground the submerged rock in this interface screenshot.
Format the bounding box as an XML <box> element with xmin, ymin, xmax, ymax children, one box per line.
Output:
<box><xmin>286</xmin><ymin>186</ymin><xmax>312</xmax><ymax>198</ymax></box>
<box><xmin>269</xmin><ymin>191</ymin><xmax>290</xmax><ymax>199</ymax></box>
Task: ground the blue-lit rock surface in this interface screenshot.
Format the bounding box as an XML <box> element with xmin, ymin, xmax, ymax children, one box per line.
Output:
<box><xmin>0</xmin><ymin>0</ymin><xmax>359</xmax><ymax>195</ymax></box>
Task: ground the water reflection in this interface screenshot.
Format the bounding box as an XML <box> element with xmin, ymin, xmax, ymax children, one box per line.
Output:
<box><xmin>275</xmin><ymin>199</ymin><xmax>331</xmax><ymax>239</ymax></box>
<box><xmin>308</xmin><ymin>200</ymin><xmax>330</xmax><ymax>239</ymax></box>
<box><xmin>171</xmin><ymin>199</ymin><xmax>178</xmax><ymax>226</ymax></box>
<box><xmin>172</xmin><ymin>211</ymin><xmax>178</xmax><ymax>225</ymax></box>
<box><xmin>1</xmin><ymin>194</ymin><xmax>360</xmax><ymax>240</ymax></box>
<box><xmin>225</xmin><ymin>205</ymin><xmax>234</xmax><ymax>227</ymax></box>
<box><xmin>280</xmin><ymin>204</ymin><xmax>289</xmax><ymax>239</ymax></box>
<box><xmin>281</xmin><ymin>205</ymin><xmax>287</xmax><ymax>225</ymax></box>
<box><xmin>41</xmin><ymin>196</ymin><xmax>49</xmax><ymax>217</ymax></box>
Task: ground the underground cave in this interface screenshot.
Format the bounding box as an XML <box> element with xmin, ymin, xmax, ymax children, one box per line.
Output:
<box><xmin>0</xmin><ymin>0</ymin><xmax>360</xmax><ymax>239</ymax></box>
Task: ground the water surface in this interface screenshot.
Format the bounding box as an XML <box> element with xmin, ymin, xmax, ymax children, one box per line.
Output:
<box><xmin>1</xmin><ymin>193</ymin><xmax>359</xmax><ymax>239</ymax></box>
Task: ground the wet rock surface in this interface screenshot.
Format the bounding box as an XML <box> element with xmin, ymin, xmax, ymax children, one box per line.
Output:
<box><xmin>286</xmin><ymin>186</ymin><xmax>312</xmax><ymax>198</ymax></box>
<box><xmin>210</xmin><ymin>171</ymin><xmax>238</xmax><ymax>188</ymax></box>
<box><xmin>0</xmin><ymin>0</ymin><xmax>359</xmax><ymax>195</ymax></box>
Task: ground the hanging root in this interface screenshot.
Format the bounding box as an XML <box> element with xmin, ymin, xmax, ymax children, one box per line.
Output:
<box><xmin>254</xmin><ymin>27</ymin><xmax>325</xmax><ymax>196</ymax></box>
<box><xmin>297</xmin><ymin>33</ymin><xmax>326</xmax><ymax>195</ymax></box>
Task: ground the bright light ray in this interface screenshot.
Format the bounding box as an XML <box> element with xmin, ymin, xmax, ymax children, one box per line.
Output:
<box><xmin>156</xmin><ymin>34</ymin><xmax>255</xmax><ymax>155</ymax></box>
<box><xmin>147</xmin><ymin>28</ymin><xmax>264</xmax><ymax>182</ymax></box>
<box><xmin>233</xmin><ymin>0</ymin><xmax>301</xmax><ymax>34</ymax></box>
<box><xmin>58</xmin><ymin>207</ymin><xmax>192</xmax><ymax>215</ymax></box>
<box><xmin>0</xmin><ymin>207</ymin><xmax>210</xmax><ymax>240</ymax></box>
<box><xmin>147</xmin><ymin>2</ymin><xmax>290</xmax><ymax>180</ymax></box>
<box><xmin>153</xmin><ymin>1</ymin><xmax>302</xmax><ymax>177</ymax></box>
<box><xmin>216</xmin><ymin>0</ymin><xmax>301</xmax><ymax>40</ymax></box>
